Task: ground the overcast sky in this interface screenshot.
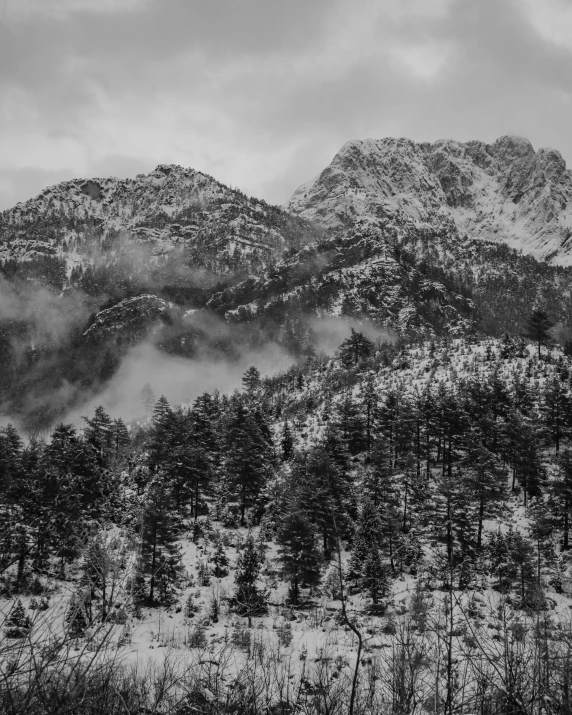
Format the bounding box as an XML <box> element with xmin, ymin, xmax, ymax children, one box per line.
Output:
<box><xmin>1</xmin><ymin>0</ymin><xmax>571</xmax><ymax>210</ymax></box>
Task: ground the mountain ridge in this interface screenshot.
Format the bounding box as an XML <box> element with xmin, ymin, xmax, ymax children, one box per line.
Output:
<box><xmin>4</xmin><ymin>135</ymin><xmax>572</xmax><ymax>430</ymax></box>
<box><xmin>0</xmin><ymin>162</ymin><xmax>319</xmax><ymax>283</ymax></box>
<box><xmin>287</xmin><ymin>134</ymin><xmax>572</xmax><ymax>264</ymax></box>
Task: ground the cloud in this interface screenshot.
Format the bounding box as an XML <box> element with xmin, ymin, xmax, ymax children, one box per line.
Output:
<box><xmin>387</xmin><ymin>40</ymin><xmax>454</xmax><ymax>81</ymax></box>
<box><xmin>1</xmin><ymin>0</ymin><xmax>572</xmax><ymax>212</ymax></box>
<box><xmin>7</xmin><ymin>0</ymin><xmax>149</xmax><ymax>19</ymax></box>
<box><xmin>63</xmin><ymin>340</ymin><xmax>295</xmax><ymax>427</ymax></box>
<box><xmin>309</xmin><ymin>316</ymin><xmax>395</xmax><ymax>356</ymax></box>
<box><xmin>61</xmin><ymin>315</ymin><xmax>392</xmax><ymax>428</ymax></box>
<box><xmin>520</xmin><ymin>0</ymin><xmax>572</xmax><ymax>49</ymax></box>
<box><xmin>0</xmin><ymin>276</ymin><xmax>90</xmax><ymax>347</ymax></box>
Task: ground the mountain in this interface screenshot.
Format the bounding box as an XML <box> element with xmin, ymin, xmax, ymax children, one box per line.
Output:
<box><xmin>0</xmin><ymin>163</ymin><xmax>320</xmax><ymax>294</ymax></box>
<box><xmin>4</xmin><ymin>136</ymin><xmax>572</xmax><ymax>431</ymax></box>
<box><xmin>214</xmin><ymin>136</ymin><xmax>572</xmax><ymax>341</ymax></box>
<box><xmin>0</xmin><ymin>166</ymin><xmax>319</xmax><ymax>430</ymax></box>
<box><xmin>287</xmin><ymin>135</ymin><xmax>572</xmax><ymax>264</ymax></box>
<box><xmin>208</xmin><ymin>217</ymin><xmax>476</xmax><ymax>338</ymax></box>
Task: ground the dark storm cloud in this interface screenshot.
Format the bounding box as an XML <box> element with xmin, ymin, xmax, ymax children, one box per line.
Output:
<box><xmin>1</xmin><ymin>0</ymin><xmax>571</xmax><ymax>210</ymax></box>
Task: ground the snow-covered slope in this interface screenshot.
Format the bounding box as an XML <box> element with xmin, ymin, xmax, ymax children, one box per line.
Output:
<box><xmin>0</xmin><ymin>164</ymin><xmax>318</xmax><ymax>280</ymax></box>
<box><xmin>287</xmin><ymin>135</ymin><xmax>572</xmax><ymax>264</ymax></box>
<box><xmin>209</xmin><ymin>217</ymin><xmax>475</xmax><ymax>337</ymax></box>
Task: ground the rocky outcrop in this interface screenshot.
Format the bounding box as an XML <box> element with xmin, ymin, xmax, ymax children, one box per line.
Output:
<box><xmin>83</xmin><ymin>294</ymin><xmax>169</xmax><ymax>341</ymax></box>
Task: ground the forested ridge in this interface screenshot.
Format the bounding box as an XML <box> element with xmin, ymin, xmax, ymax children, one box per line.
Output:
<box><xmin>4</xmin><ymin>326</ymin><xmax>572</xmax><ymax>713</ymax></box>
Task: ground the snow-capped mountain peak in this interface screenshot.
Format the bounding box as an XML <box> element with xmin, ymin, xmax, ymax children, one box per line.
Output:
<box><xmin>287</xmin><ymin>135</ymin><xmax>572</xmax><ymax>265</ymax></box>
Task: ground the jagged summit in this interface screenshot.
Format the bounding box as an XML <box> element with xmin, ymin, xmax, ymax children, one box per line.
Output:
<box><xmin>287</xmin><ymin>135</ymin><xmax>572</xmax><ymax>264</ymax></box>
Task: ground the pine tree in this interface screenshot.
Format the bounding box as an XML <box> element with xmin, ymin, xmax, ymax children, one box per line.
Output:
<box><xmin>40</xmin><ymin>424</ymin><xmax>101</xmax><ymax>563</ymax></box>
<box><xmin>374</xmin><ymin>386</ymin><xmax>410</xmax><ymax>471</ymax></box>
<box><xmin>487</xmin><ymin>530</ymin><xmax>516</xmax><ymax>592</ymax></box>
<box><xmin>5</xmin><ymin>598</ymin><xmax>31</xmax><ymax>638</ymax></box>
<box><xmin>500</xmin><ymin>332</ymin><xmax>518</xmax><ymax>360</ymax></box>
<box><xmin>509</xmin><ymin>531</ymin><xmax>536</xmax><ymax>607</ymax></box>
<box><xmin>80</xmin><ymin>533</ymin><xmax>125</xmax><ymax>622</ymax></box>
<box><xmin>524</xmin><ymin>308</ymin><xmax>553</xmax><ymax>360</ymax></box>
<box><xmin>298</xmin><ymin>432</ymin><xmax>355</xmax><ymax>561</ymax></box>
<box><xmin>83</xmin><ymin>406</ymin><xmax>113</xmax><ymax>466</ymax></box>
<box><xmin>276</xmin><ymin>507</ymin><xmax>321</xmax><ymax>605</ymax></box>
<box><xmin>488</xmin><ymin>529</ymin><xmax>536</xmax><ymax>604</ymax></box>
<box><xmin>136</xmin><ymin>475</ymin><xmax>184</xmax><ymax>605</ymax></box>
<box><xmin>348</xmin><ymin>497</ymin><xmax>382</xmax><ymax>581</ymax></box>
<box><xmin>435</xmin><ymin>466</ymin><xmax>476</xmax><ymax>585</ymax></box>
<box><xmin>462</xmin><ymin>434</ymin><xmax>507</xmax><ymax>549</ymax></box>
<box><xmin>334</xmin><ymin>389</ymin><xmax>367</xmax><ymax>455</ymax></box>
<box><xmin>154</xmin><ymin>547</ymin><xmax>186</xmax><ymax>604</ymax></box>
<box><xmin>212</xmin><ymin>540</ymin><xmax>229</xmax><ymax>578</ymax></box>
<box><xmin>550</xmin><ymin>449</ymin><xmax>572</xmax><ymax>549</ymax></box>
<box><xmin>153</xmin><ymin>395</ymin><xmax>172</xmax><ymax>422</ymax></box>
<box><xmin>542</xmin><ymin>375</ymin><xmax>570</xmax><ymax>452</ymax></box>
<box><xmin>360</xmin><ymin>375</ymin><xmax>378</xmax><ymax>460</ymax></box>
<box><xmin>528</xmin><ymin>498</ymin><xmax>554</xmax><ymax>586</ymax></box>
<box><xmin>224</xmin><ymin>403</ymin><xmax>272</xmax><ymax>526</ymax></box>
<box><xmin>503</xmin><ymin>413</ymin><xmax>545</xmax><ymax>504</ymax></box>
<box><xmin>280</xmin><ymin>420</ymin><xmax>294</xmax><ymax>462</ymax></box>
<box><xmin>112</xmin><ymin>418</ymin><xmax>130</xmax><ymax>458</ymax></box>
<box><xmin>229</xmin><ymin>535</ymin><xmax>266</xmax><ymax>625</ymax></box>
<box><xmin>515</xmin><ymin>426</ymin><xmax>545</xmax><ymax>505</ymax></box>
<box><xmin>147</xmin><ymin>397</ymin><xmax>175</xmax><ymax>472</ymax></box>
<box><xmin>66</xmin><ymin>593</ymin><xmax>88</xmax><ymax>638</ymax></box>
<box><xmin>338</xmin><ymin>328</ymin><xmax>374</xmax><ymax>367</ymax></box>
<box><xmin>0</xmin><ymin>424</ymin><xmax>23</xmax><ymax>498</ymax></box>
<box><xmin>360</xmin><ymin>545</ymin><xmax>388</xmax><ymax>605</ymax></box>
<box><xmin>159</xmin><ymin>406</ymin><xmax>214</xmax><ymax>517</ymax></box>
<box><xmin>242</xmin><ymin>366</ymin><xmax>261</xmax><ymax>393</ymax></box>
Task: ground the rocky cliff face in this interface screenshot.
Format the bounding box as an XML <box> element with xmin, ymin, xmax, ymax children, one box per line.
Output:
<box><xmin>287</xmin><ymin>136</ymin><xmax>572</xmax><ymax>264</ymax></box>
<box><xmin>83</xmin><ymin>294</ymin><xmax>170</xmax><ymax>341</ymax></box>
<box><xmin>209</xmin><ymin>216</ymin><xmax>475</xmax><ymax>337</ymax></box>
<box><xmin>0</xmin><ymin>164</ymin><xmax>319</xmax><ymax>282</ymax></box>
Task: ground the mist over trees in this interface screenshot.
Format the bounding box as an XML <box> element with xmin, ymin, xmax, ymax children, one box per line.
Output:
<box><xmin>4</xmin><ymin>183</ymin><xmax>572</xmax><ymax>438</ymax></box>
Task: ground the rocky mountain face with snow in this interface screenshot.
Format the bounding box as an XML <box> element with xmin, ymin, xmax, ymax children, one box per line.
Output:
<box><xmin>0</xmin><ymin>165</ymin><xmax>321</xmax><ymax>427</ymax></box>
<box><xmin>287</xmin><ymin>135</ymin><xmax>572</xmax><ymax>264</ymax></box>
<box><xmin>215</xmin><ymin>135</ymin><xmax>572</xmax><ymax>341</ymax></box>
<box><xmin>208</xmin><ymin>217</ymin><xmax>476</xmax><ymax>338</ymax></box>
<box><xmin>4</xmin><ymin>135</ymin><xmax>572</xmax><ymax>429</ymax></box>
<box><xmin>0</xmin><ymin>163</ymin><xmax>319</xmax><ymax>285</ymax></box>
<box><xmin>82</xmin><ymin>295</ymin><xmax>171</xmax><ymax>341</ymax></box>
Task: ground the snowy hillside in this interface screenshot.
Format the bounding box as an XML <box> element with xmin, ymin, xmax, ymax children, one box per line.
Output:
<box><xmin>0</xmin><ymin>164</ymin><xmax>319</xmax><ymax>280</ymax></box>
<box><xmin>287</xmin><ymin>135</ymin><xmax>572</xmax><ymax>265</ymax></box>
<box><xmin>3</xmin><ymin>332</ymin><xmax>572</xmax><ymax>712</ymax></box>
